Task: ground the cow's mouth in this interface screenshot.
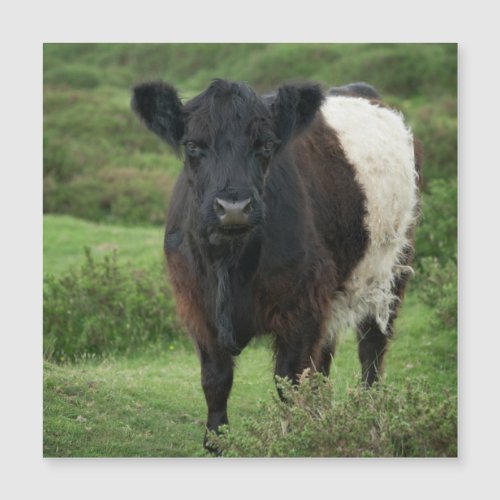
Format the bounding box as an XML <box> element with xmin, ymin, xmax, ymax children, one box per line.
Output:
<box><xmin>217</xmin><ymin>224</ymin><xmax>252</xmax><ymax>237</ymax></box>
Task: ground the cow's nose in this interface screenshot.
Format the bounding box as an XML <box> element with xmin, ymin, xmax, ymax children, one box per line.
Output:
<box><xmin>214</xmin><ymin>197</ymin><xmax>252</xmax><ymax>226</ymax></box>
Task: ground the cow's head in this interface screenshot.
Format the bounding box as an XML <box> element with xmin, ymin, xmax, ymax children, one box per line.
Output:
<box><xmin>132</xmin><ymin>79</ymin><xmax>323</xmax><ymax>242</ymax></box>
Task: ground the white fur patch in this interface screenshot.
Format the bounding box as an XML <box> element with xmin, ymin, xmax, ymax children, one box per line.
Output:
<box><xmin>321</xmin><ymin>96</ymin><xmax>418</xmax><ymax>334</ymax></box>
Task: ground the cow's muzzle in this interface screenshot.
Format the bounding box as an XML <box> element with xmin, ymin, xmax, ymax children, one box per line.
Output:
<box><xmin>214</xmin><ymin>197</ymin><xmax>253</xmax><ymax>235</ymax></box>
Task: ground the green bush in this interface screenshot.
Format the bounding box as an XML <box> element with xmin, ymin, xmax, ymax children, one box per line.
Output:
<box><xmin>412</xmin><ymin>99</ymin><xmax>457</xmax><ymax>183</ymax></box>
<box><xmin>44</xmin><ymin>64</ymin><xmax>101</xmax><ymax>89</ymax></box>
<box><xmin>44</xmin><ymin>167</ymin><xmax>172</xmax><ymax>225</ymax></box>
<box><xmin>43</xmin><ymin>248</ymin><xmax>180</xmax><ymax>361</ymax></box>
<box><xmin>228</xmin><ymin>42</ymin><xmax>455</xmax><ymax>97</ymax></box>
<box><xmin>417</xmin><ymin>257</ymin><xmax>457</xmax><ymax>330</ymax></box>
<box><xmin>416</xmin><ymin>177</ymin><xmax>457</xmax><ymax>262</ymax></box>
<box><xmin>207</xmin><ymin>371</ymin><xmax>457</xmax><ymax>457</ymax></box>
<box><xmin>43</xmin><ymin>43</ymin><xmax>456</xmax><ymax>98</ymax></box>
<box><xmin>43</xmin><ymin>135</ymin><xmax>76</xmax><ymax>182</ymax></box>
<box><xmin>413</xmin><ymin>177</ymin><xmax>457</xmax><ymax>332</ymax></box>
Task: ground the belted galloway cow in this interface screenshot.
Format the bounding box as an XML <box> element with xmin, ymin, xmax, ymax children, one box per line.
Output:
<box><xmin>132</xmin><ymin>79</ymin><xmax>420</xmax><ymax>449</ymax></box>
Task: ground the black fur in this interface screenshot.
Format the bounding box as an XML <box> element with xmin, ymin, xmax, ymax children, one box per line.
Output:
<box><xmin>271</xmin><ymin>82</ymin><xmax>324</xmax><ymax>145</ymax></box>
<box><xmin>131</xmin><ymin>81</ymin><xmax>185</xmax><ymax>152</ymax></box>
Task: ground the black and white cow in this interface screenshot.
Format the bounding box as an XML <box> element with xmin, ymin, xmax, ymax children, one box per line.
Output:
<box><xmin>132</xmin><ymin>79</ymin><xmax>420</xmax><ymax>449</ymax></box>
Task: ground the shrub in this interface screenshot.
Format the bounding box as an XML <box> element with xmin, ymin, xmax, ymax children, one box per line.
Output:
<box><xmin>412</xmin><ymin>99</ymin><xmax>457</xmax><ymax>183</ymax></box>
<box><xmin>44</xmin><ymin>64</ymin><xmax>101</xmax><ymax>89</ymax></box>
<box><xmin>43</xmin><ymin>248</ymin><xmax>181</xmax><ymax>361</ymax></box>
<box><xmin>207</xmin><ymin>371</ymin><xmax>457</xmax><ymax>457</ymax></box>
<box><xmin>43</xmin><ymin>168</ymin><xmax>172</xmax><ymax>226</ymax></box>
<box><xmin>43</xmin><ymin>135</ymin><xmax>76</xmax><ymax>182</ymax></box>
<box><xmin>416</xmin><ymin>257</ymin><xmax>457</xmax><ymax>330</ymax></box>
<box><xmin>413</xmin><ymin>177</ymin><xmax>457</xmax><ymax>331</ymax></box>
<box><xmin>43</xmin><ymin>43</ymin><xmax>456</xmax><ymax>99</ymax></box>
<box><xmin>324</xmin><ymin>44</ymin><xmax>456</xmax><ymax>99</ymax></box>
<box><xmin>416</xmin><ymin>177</ymin><xmax>457</xmax><ymax>262</ymax></box>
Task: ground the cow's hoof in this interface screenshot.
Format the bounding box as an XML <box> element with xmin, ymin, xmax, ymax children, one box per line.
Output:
<box><xmin>203</xmin><ymin>433</ymin><xmax>223</xmax><ymax>456</ymax></box>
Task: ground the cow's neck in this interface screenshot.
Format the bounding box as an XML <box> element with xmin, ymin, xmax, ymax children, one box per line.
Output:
<box><xmin>207</xmin><ymin>232</ymin><xmax>262</xmax><ymax>355</ymax></box>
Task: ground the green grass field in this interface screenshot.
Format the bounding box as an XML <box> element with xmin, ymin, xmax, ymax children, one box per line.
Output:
<box><xmin>44</xmin><ymin>341</ymin><xmax>274</xmax><ymax>457</ymax></box>
<box><xmin>43</xmin><ymin>215</ymin><xmax>457</xmax><ymax>457</ymax></box>
<box><xmin>43</xmin><ymin>215</ymin><xmax>164</xmax><ymax>274</ymax></box>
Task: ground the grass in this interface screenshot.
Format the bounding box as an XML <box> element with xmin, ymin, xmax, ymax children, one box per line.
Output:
<box><xmin>43</xmin><ymin>341</ymin><xmax>274</xmax><ymax>457</ymax></box>
<box><xmin>43</xmin><ymin>215</ymin><xmax>164</xmax><ymax>274</ymax></box>
<box><xmin>42</xmin><ymin>214</ymin><xmax>457</xmax><ymax>457</ymax></box>
<box><xmin>43</xmin><ymin>296</ymin><xmax>457</xmax><ymax>456</ymax></box>
<box><xmin>43</xmin><ymin>43</ymin><xmax>456</xmax><ymax>98</ymax></box>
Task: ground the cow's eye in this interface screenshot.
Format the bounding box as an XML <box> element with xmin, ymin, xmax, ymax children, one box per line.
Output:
<box><xmin>259</xmin><ymin>141</ymin><xmax>275</xmax><ymax>157</ymax></box>
<box><xmin>185</xmin><ymin>141</ymin><xmax>201</xmax><ymax>157</ymax></box>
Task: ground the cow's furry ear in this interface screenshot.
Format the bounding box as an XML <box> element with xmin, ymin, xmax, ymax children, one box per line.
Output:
<box><xmin>271</xmin><ymin>82</ymin><xmax>324</xmax><ymax>145</ymax></box>
<box><xmin>131</xmin><ymin>81</ymin><xmax>184</xmax><ymax>152</ymax></box>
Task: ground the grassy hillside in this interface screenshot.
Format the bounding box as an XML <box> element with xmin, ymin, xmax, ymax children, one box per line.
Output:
<box><xmin>43</xmin><ymin>43</ymin><xmax>457</xmax><ymax>225</ymax></box>
<box><xmin>43</xmin><ymin>44</ymin><xmax>456</xmax><ymax>96</ymax></box>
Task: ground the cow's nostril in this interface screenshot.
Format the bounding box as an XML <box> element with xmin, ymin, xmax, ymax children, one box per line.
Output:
<box><xmin>214</xmin><ymin>198</ymin><xmax>226</xmax><ymax>217</ymax></box>
<box><xmin>242</xmin><ymin>199</ymin><xmax>253</xmax><ymax>215</ymax></box>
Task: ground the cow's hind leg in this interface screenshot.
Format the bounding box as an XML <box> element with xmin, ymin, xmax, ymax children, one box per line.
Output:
<box><xmin>198</xmin><ymin>344</ymin><xmax>234</xmax><ymax>452</ymax></box>
<box><xmin>356</xmin><ymin>266</ymin><xmax>413</xmax><ymax>386</ymax></box>
<box><xmin>357</xmin><ymin>239</ymin><xmax>415</xmax><ymax>387</ymax></box>
<box><xmin>356</xmin><ymin>317</ymin><xmax>391</xmax><ymax>387</ymax></box>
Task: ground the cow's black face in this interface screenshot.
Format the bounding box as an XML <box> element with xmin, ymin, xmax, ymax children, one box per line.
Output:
<box><xmin>132</xmin><ymin>78</ymin><xmax>324</xmax><ymax>243</ymax></box>
<box><xmin>180</xmin><ymin>83</ymin><xmax>281</xmax><ymax>240</ymax></box>
<box><xmin>181</xmin><ymin>133</ymin><xmax>271</xmax><ymax>240</ymax></box>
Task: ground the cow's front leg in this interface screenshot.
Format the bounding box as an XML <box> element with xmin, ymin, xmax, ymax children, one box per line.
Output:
<box><xmin>199</xmin><ymin>344</ymin><xmax>234</xmax><ymax>452</ymax></box>
<box><xmin>316</xmin><ymin>333</ymin><xmax>337</xmax><ymax>377</ymax></box>
<box><xmin>274</xmin><ymin>336</ymin><xmax>304</xmax><ymax>390</ymax></box>
<box><xmin>273</xmin><ymin>317</ymin><xmax>326</xmax><ymax>397</ymax></box>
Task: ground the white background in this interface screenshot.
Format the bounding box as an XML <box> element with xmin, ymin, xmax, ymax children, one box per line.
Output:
<box><xmin>1</xmin><ymin>1</ymin><xmax>498</xmax><ymax>498</ymax></box>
